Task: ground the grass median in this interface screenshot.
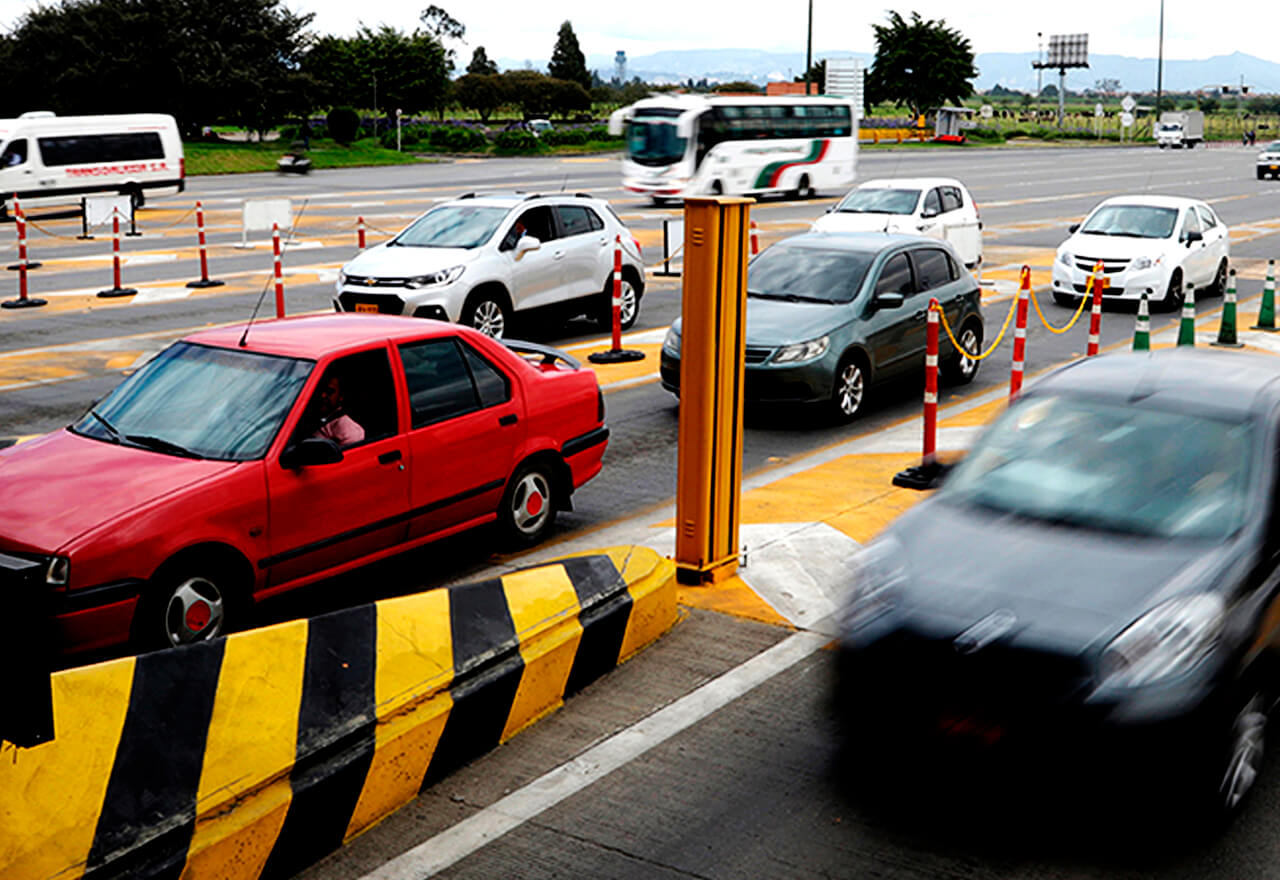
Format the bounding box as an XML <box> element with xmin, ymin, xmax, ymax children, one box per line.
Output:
<box><xmin>184</xmin><ymin>138</ymin><xmax>436</xmax><ymax>175</ymax></box>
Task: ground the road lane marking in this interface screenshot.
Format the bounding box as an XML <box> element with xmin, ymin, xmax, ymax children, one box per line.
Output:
<box><xmin>359</xmin><ymin>628</ymin><xmax>830</xmax><ymax>880</ymax></box>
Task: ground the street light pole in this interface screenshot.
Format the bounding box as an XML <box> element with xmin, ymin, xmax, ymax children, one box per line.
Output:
<box><xmin>1155</xmin><ymin>0</ymin><xmax>1164</xmax><ymax>116</ymax></box>
<box><xmin>1037</xmin><ymin>31</ymin><xmax>1043</xmax><ymax>115</ymax></box>
<box><xmin>804</xmin><ymin>0</ymin><xmax>813</xmax><ymax>95</ymax></box>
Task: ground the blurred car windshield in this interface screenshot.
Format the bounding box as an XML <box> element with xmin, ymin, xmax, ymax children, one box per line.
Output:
<box><xmin>1080</xmin><ymin>204</ymin><xmax>1178</xmax><ymax>239</ymax></box>
<box><xmin>835</xmin><ymin>188</ymin><xmax>921</xmax><ymax>215</ymax></box>
<box><xmin>72</xmin><ymin>342</ymin><xmax>312</xmax><ymax>461</ymax></box>
<box><xmin>393</xmin><ymin>206</ymin><xmax>509</xmax><ymax>248</ymax></box>
<box><xmin>748</xmin><ymin>245</ymin><xmax>873</xmax><ymax>304</ymax></box>
<box><xmin>627</xmin><ymin>118</ymin><xmax>688</xmax><ymax>167</ymax></box>
<box><xmin>1266</xmin><ymin>141</ymin><xmax>1280</xmax><ymax>152</ymax></box>
<box><xmin>940</xmin><ymin>395</ymin><xmax>1253</xmax><ymax>540</ymax></box>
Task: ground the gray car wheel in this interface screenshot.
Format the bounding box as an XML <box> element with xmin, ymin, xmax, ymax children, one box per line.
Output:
<box><xmin>829</xmin><ymin>357</ymin><xmax>867</xmax><ymax>422</ymax></box>
<box><xmin>463</xmin><ymin>293</ymin><xmax>510</xmax><ymax>338</ymax></box>
<box><xmin>1220</xmin><ymin>692</ymin><xmax>1267</xmax><ymax>814</ymax></box>
<box><xmin>499</xmin><ymin>460</ymin><xmax>559</xmax><ymax>548</ymax></box>
<box><xmin>940</xmin><ymin>322</ymin><xmax>981</xmax><ymax>385</ymax></box>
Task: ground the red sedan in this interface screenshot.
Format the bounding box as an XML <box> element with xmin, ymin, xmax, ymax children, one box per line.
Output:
<box><xmin>0</xmin><ymin>315</ymin><xmax>609</xmax><ymax>655</ymax></box>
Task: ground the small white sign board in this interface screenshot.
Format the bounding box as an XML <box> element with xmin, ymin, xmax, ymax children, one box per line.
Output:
<box><xmin>1121</xmin><ymin>95</ymin><xmax>1136</xmax><ymax>112</ymax></box>
<box><xmin>84</xmin><ymin>194</ymin><xmax>132</xmax><ymax>230</ymax></box>
<box><xmin>1121</xmin><ymin>111</ymin><xmax>1135</xmax><ymax>128</ymax></box>
<box><xmin>980</xmin><ymin>104</ymin><xmax>993</xmax><ymax>119</ymax></box>
<box><xmin>1095</xmin><ymin>103</ymin><xmax>1104</xmax><ymax>117</ymax></box>
<box><xmin>238</xmin><ymin>198</ymin><xmax>293</xmax><ymax>247</ymax></box>
<box><xmin>664</xmin><ymin>218</ymin><xmax>684</xmax><ymax>266</ymax></box>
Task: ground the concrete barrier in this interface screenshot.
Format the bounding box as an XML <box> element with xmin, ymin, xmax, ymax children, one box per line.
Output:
<box><xmin>0</xmin><ymin>545</ymin><xmax>677</xmax><ymax>880</ymax></box>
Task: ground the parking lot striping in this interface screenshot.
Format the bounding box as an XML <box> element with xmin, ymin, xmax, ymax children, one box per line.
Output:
<box><xmin>358</xmin><ymin>627</ymin><xmax>831</xmax><ymax>880</ymax></box>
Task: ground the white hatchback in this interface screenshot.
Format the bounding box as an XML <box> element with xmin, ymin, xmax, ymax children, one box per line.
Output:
<box><xmin>811</xmin><ymin>177</ymin><xmax>983</xmax><ymax>268</ymax></box>
<box><xmin>1257</xmin><ymin>140</ymin><xmax>1280</xmax><ymax>180</ymax></box>
<box><xmin>1051</xmin><ymin>195</ymin><xmax>1230</xmax><ymax>311</ymax></box>
<box><xmin>335</xmin><ymin>192</ymin><xmax>645</xmax><ymax>338</ymax></box>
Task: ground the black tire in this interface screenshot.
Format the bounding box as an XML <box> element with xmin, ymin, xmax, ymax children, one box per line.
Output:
<box><xmin>1259</xmin><ymin>169</ymin><xmax>1267</xmax><ymax>180</ymax></box>
<box><xmin>461</xmin><ymin>289</ymin><xmax>511</xmax><ymax>338</ymax></box>
<box><xmin>792</xmin><ymin>173</ymin><xmax>815</xmax><ymax>200</ymax></box>
<box><xmin>1162</xmin><ymin>269</ymin><xmax>1185</xmax><ymax>312</ymax></box>
<box><xmin>499</xmin><ymin>459</ymin><xmax>558</xmax><ymax>548</ymax></box>
<box><xmin>1052</xmin><ymin>291</ymin><xmax>1077</xmax><ymax>307</ymax></box>
<box><xmin>597</xmin><ymin>273</ymin><xmax>640</xmax><ymax>331</ymax></box>
<box><xmin>710</xmin><ymin>180</ymin><xmax>724</xmax><ymax>195</ymax></box>
<box><xmin>828</xmin><ymin>354</ymin><xmax>868</xmax><ymax>423</ymax></box>
<box><xmin>940</xmin><ymin>320</ymin><xmax>981</xmax><ymax>386</ymax></box>
<box><xmin>1210</xmin><ymin>259</ymin><xmax>1228</xmax><ymax>298</ymax></box>
<box><xmin>133</xmin><ymin>556</ymin><xmax>241</xmax><ymax>651</ymax></box>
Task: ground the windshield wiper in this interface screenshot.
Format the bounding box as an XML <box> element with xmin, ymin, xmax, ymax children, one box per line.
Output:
<box><xmin>778</xmin><ymin>293</ymin><xmax>830</xmax><ymax>304</ymax></box>
<box><xmin>124</xmin><ymin>434</ymin><xmax>204</xmax><ymax>460</ymax></box>
<box><xmin>88</xmin><ymin>409</ymin><xmax>121</xmax><ymax>443</ymax></box>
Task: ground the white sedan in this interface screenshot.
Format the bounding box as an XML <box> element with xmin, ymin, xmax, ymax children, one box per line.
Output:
<box><xmin>1258</xmin><ymin>140</ymin><xmax>1280</xmax><ymax>180</ymax></box>
<box><xmin>1051</xmin><ymin>195</ymin><xmax>1229</xmax><ymax>311</ymax></box>
<box><xmin>811</xmin><ymin>177</ymin><xmax>983</xmax><ymax>268</ymax></box>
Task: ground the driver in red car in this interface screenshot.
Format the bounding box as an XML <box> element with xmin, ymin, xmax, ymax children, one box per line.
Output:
<box><xmin>309</xmin><ymin>373</ymin><xmax>364</xmax><ymax>447</ymax></box>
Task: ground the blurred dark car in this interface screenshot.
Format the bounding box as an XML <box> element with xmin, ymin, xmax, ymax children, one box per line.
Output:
<box><xmin>836</xmin><ymin>349</ymin><xmax>1280</xmax><ymax>821</ymax></box>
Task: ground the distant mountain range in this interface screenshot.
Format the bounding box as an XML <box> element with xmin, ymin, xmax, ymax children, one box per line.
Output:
<box><xmin>495</xmin><ymin>48</ymin><xmax>1279</xmax><ymax>94</ymax></box>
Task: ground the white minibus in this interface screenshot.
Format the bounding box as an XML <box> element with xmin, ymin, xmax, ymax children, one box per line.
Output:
<box><xmin>0</xmin><ymin>112</ymin><xmax>184</xmax><ymax>216</ymax></box>
<box><xmin>608</xmin><ymin>94</ymin><xmax>857</xmax><ymax>203</ymax></box>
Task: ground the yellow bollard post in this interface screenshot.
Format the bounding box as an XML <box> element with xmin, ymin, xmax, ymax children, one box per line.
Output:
<box><xmin>675</xmin><ymin>197</ymin><xmax>751</xmax><ymax>586</ymax></box>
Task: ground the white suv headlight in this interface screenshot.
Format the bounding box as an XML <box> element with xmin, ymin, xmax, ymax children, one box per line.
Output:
<box><xmin>773</xmin><ymin>335</ymin><xmax>830</xmax><ymax>364</ymax></box>
<box><xmin>1099</xmin><ymin>593</ymin><xmax>1222</xmax><ymax>688</ymax></box>
<box><xmin>1058</xmin><ymin>250</ymin><xmax>1075</xmax><ymax>267</ymax></box>
<box><xmin>405</xmin><ymin>266</ymin><xmax>465</xmax><ymax>289</ymax></box>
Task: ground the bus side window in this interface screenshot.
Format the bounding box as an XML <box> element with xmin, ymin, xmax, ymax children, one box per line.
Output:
<box><xmin>1</xmin><ymin>139</ymin><xmax>27</xmax><ymax>168</ymax></box>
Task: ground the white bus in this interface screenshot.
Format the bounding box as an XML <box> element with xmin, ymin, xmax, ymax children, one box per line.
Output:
<box><xmin>0</xmin><ymin>112</ymin><xmax>184</xmax><ymax>217</ymax></box>
<box><xmin>608</xmin><ymin>94</ymin><xmax>857</xmax><ymax>203</ymax></box>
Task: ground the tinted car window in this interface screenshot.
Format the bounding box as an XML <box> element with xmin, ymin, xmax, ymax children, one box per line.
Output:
<box><xmin>461</xmin><ymin>344</ymin><xmax>510</xmax><ymax>408</ymax></box>
<box><xmin>1</xmin><ymin>138</ymin><xmax>27</xmax><ymax>167</ymax></box>
<box><xmin>585</xmin><ymin>208</ymin><xmax>605</xmax><ymax>231</ymax></box>
<box><xmin>911</xmin><ymin>249</ymin><xmax>953</xmax><ymax>292</ymax></box>
<box><xmin>557</xmin><ymin>205</ymin><xmax>596</xmax><ymax>237</ymax></box>
<box><xmin>748</xmin><ymin>244</ymin><xmax>875</xmax><ymax>304</ymax></box>
<box><xmin>500</xmin><ymin>205</ymin><xmax>558</xmax><ymax>250</ymax></box>
<box><xmin>399</xmin><ymin>339</ymin><xmax>480</xmax><ymax>428</ymax></box>
<box><xmin>874</xmin><ymin>253</ymin><xmax>914</xmax><ymax>296</ymax></box>
<box><xmin>292</xmin><ymin>348</ymin><xmax>398</xmax><ymax>448</ymax></box>
<box><xmin>940</xmin><ymin>187</ymin><xmax>963</xmax><ymax>213</ymax></box>
<box><xmin>923</xmin><ymin>189</ymin><xmax>942</xmax><ymax>216</ymax></box>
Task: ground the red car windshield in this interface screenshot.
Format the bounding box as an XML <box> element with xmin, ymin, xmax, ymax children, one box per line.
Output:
<box><xmin>72</xmin><ymin>342</ymin><xmax>313</xmax><ymax>461</ymax></box>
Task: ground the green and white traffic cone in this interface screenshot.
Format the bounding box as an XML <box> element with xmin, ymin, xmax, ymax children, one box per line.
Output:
<box><xmin>1177</xmin><ymin>283</ymin><xmax>1197</xmax><ymax>347</ymax></box>
<box><xmin>1254</xmin><ymin>260</ymin><xmax>1278</xmax><ymax>331</ymax></box>
<box><xmin>1212</xmin><ymin>268</ymin><xmax>1244</xmax><ymax>348</ymax></box>
<box><xmin>1133</xmin><ymin>293</ymin><xmax>1151</xmax><ymax>351</ymax></box>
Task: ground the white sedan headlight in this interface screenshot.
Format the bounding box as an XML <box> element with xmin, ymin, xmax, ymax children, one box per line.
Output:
<box><xmin>405</xmin><ymin>266</ymin><xmax>465</xmax><ymax>289</ymax></box>
<box><xmin>838</xmin><ymin>537</ymin><xmax>906</xmax><ymax>634</ymax></box>
<box><xmin>773</xmin><ymin>335</ymin><xmax>830</xmax><ymax>364</ymax></box>
<box><xmin>1130</xmin><ymin>256</ymin><xmax>1162</xmax><ymax>272</ymax></box>
<box><xmin>1099</xmin><ymin>593</ymin><xmax>1223</xmax><ymax>688</ymax></box>
<box><xmin>1058</xmin><ymin>250</ymin><xmax>1074</xmax><ymax>267</ymax></box>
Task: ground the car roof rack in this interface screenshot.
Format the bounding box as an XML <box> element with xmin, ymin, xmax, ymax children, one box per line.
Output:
<box><xmin>458</xmin><ymin>191</ymin><xmax>526</xmax><ymax>200</ymax></box>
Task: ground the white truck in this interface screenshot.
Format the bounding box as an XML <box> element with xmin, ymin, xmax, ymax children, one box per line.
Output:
<box><xmin>1156</xmin><ymin>110</ymin><xmax>1204</xmax><ymax>149</ymax></box>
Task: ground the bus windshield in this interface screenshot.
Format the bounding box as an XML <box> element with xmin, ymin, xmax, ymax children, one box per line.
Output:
<box><xmin>628</xmin><ymin>117</ymin><xmax>688</xmax><ymax>167</ymax></box>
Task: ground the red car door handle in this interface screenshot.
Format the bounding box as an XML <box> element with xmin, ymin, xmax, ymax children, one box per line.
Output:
<box><xmin>378</xmin><ymin>450</ymin><xmax>402</xmax><ymax>465</ymax></box>
<box><xmin>499</xmin><ymin>414</ymin><xmax>519</xmax><ymax>427</ymax></box>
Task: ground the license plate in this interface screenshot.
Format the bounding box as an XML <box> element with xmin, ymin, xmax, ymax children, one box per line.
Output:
<box><xmin>354</xmin><ymin>303</ymin><xmax>378</xmax><ymax>314</ymax></box>
<box><xmin>1271</xmin><ymin>165</ymin><xmax>1278</xmax><ymax>171</ymax></box>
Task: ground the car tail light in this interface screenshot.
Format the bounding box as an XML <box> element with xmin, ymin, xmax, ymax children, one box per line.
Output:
<box><xmin>597</xmin><ymin>387</ymin><xmax>605</xmax><ymax>423</ymax></box>
<box><xmin>180</xmin><ymin>157</ymin><xmax>185</xmax><ymax>179</ymax></box>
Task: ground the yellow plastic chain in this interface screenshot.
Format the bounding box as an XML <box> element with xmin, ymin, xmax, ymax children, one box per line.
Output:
<box><xmin>1028</xmin><ymin>271</ymin><xmax>1094</xmax><ymax>334</ymax></box>
<box><xmin>932</xmin><ymin>288</ymin><xmax>1020</xmax><ymax>362</ymax></box>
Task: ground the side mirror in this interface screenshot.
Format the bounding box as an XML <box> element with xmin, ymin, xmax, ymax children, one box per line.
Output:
<box><xmin>1068</xmin><ymin>223</ymin><xmax>1080</xmax><ymax>234</ymax></box>
<box><xmin>874</xmin><ymin>291</ymin><xmax>906</xmax><ymax>309</ymax></box>
<box><xmin>280</xmin><ymin>436</ymin><xmax>343</xmax><ymax>470</ymax></box>
<box><xmin>921</xmin><ymin>209</ymin><xmax>938</xmax><ymax>219</ymax></box>
<box><xmin>515</xmin><ymin>235</ymin><xmax>541</xmax><ymax>257</ymax></box>
<box><xmin>1185</xmin><ymin>230</ymin><xmax>1204</xmax><ymax>245</ymax></box>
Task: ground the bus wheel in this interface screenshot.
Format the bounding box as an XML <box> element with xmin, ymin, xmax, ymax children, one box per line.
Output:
<box><xmin>793</xmin><ymin>174</ymin><xmax>815</xmax><ymax>200</ymax></box>
<box><xmin>710</xmin><ymin>180</ymin><xmax>723</xmax><ymax>195</ymax></box>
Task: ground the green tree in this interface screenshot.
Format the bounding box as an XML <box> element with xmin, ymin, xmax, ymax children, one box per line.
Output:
<box><xmin>304</xmin><ymin>25</ymin><xmax>450</xmax><ymax>120</ymax></box>
<box><xmin>549</xmin><ymin>78</ymin><xmax>591</xmax><ymax>117</ymax></box>
<box><xmin>468</xmin><ymin>46</ymin><xmax>498</xmax><ymax>75</ymax></box>
<box><xmin>712</xmin><ymin>81</ymin><xmax>762</xmax><ymax>94</ymax></box>
<box><xmin>793</xmin><ymin>60</ymin><xmax>825</xmax><ymax>92</ymax></box>
<box><xmin>865</xmin><ymin>11</ymin><xmax>977</xmax><ymax>117</ymax></box>
<box><xmin>548</xmin><ymin>21</ymin><xmax>591</xmax><ymax>91</ymax></box>
<box><xmin>419</xmin><ymin>5</ymin><xmax>464</xmax><ymax>41</ymax></box>
<box><xmin>1198</xmin><ymin>95</ymin><xmax>1220</xmax><ymax>113</ymax></box>
<box><xmin>454</xmin><ymin>73</ymin><xmax>504</xmax><ymax>122</ymax></box>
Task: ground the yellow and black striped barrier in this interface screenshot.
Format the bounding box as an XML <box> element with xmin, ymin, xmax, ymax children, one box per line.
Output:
<box><xmin>0</xmin><ymin>545</ymin><xmax>677</xmax><ymax>880</ymax></box>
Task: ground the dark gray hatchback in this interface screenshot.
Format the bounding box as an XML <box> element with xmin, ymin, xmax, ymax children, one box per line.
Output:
<box><xmin>837</xmin><ymin>349</ymin><xmax>1280</xmax><ymax>822</ymax></box>
<box><xmin>660</xmin><ymin>232</ymin><xmax>984</xmax><ymax>420</ymax></box>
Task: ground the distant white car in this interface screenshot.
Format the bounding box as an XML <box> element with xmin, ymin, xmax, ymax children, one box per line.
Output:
<box><xmin>1257</xmin><ymin>140</ymin><xmax>1280</xmax><ymax>179</ymax></box>
<box><xmin>811</xmin><ymin>177</ymin><xmax>983</xmax><ymax>268</ymax></box>
<box><xmin>527</xmin><ymin>119</ymin><xmax>553</xmax><ymax>137</ymax></box>
<box><xmin>1051</xmin><ymin>195</ymin><xmax>1229</xmax><ymax>311</ymax></box>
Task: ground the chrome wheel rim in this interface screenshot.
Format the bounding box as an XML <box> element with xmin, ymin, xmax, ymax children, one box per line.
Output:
<box><xmin>1167</xmin><ymin>273</ymin><xmax>1184</xmax><ymax>308</ymax></box>
<box><xmin>1222</xmin><ymin>695</ymin><xmax>1266</xmax><ymax>812</ymax></box>
<box><xmin>959</xmin><ymin>327</ymin><xmax>979</xmax><ymax>378</ymax></box>
<box><xmin>836</xmin><ymin>363</ymin><xmax>864</xmax><ymax>416</ymax></box>
<box><xmin>619</xmin><ymin>281</ymin><xmax>638</xmax><ymax>326</ymax></box>
<box><xmin>511</xmin><ymin>471</ymin><xmax>552</xmax><ymax>535</ymax></box>
<box><xmin>1216</xmin><ymin>263</ymin><xmax>1227</xmax><ymax>295</ymax></box>
<box><xmin>473</xmin><ymin>300</ymin><xmax>505</xmax><ymax>337</ymax></box>
<box><xmin>165</xmin><ymin>576</ymin><xmax>225</xmax><ymax>646</ymax></box>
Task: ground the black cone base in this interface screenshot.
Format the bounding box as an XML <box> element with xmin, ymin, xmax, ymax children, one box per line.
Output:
<box><xmin>186</xmin><ymin>279</ymin><xmax>225</xmax><ymax>289</ymax></box>
<box><xmin>1</xmin><ymin>297</ymin><xmax>47</xmax><ymax>309</ymax></box>
<box><xmin>892</xmin><ymin>461</ymin><xmax>947</xmax><ymax>491</ymax></box>
<box><xmin>97</xmin><ymin>287</ymin><xmax>137</xmax><ymax>298</ymax></box>
<box><xmin>588</xmin><ymin>349</ymin><xmax>646</xmax><ymax>364</ymax></box>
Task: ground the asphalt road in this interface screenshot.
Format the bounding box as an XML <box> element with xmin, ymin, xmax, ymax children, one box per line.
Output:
<box><xmin>9</xmin><ymin>143</ymin><xmax>1280</xmax><ymax>877</ymax></box>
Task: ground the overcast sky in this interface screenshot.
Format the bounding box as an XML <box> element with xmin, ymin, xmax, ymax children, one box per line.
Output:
<box><xmin>0</xmin><ymin>0</ymin><xmax>1265</xmax><ymax>65</ymax></box>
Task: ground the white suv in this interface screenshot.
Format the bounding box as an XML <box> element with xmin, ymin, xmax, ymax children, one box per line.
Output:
<box><xmin>335</xmin><ymin>192</ymin><xmax>645</xmax><ymax>337</ymax></box>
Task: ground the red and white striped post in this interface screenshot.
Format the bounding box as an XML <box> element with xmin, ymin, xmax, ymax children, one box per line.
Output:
<box><xmin>357</xmin><ymin>216</ymin><xmax>367</xmax><ymax>250</ymax></box>
<box><xmin>272</xmin><ymin>222</ymin><xmax>285</xmax><ymax>318</ymax></box>
<box><xmin>96</xmin><ymin>210</ymin><xmax>137</xmax><ymax>298</ymax></box>
<box><xmin>588</xmin><ymin>234</ymin><xmax>645</xmax><ymax>364</ymax></box>
<box><xmin>1</xmin><ymin>200</ymin><xmax>46</xmax><ymax>308</ymax></box>
<box><xmin>1009</xmin><ymin>265</ymin><xmax>1031</xmax><ymax>401</ymax></box>
<box><xmin>1086</xmin><ymin>261</ymin><xmax>1105</xmax><ymax>356</ymax></box>
<box><xmin>893</xmin><ymin>299</ymin><xmax>945</xmax><ymax>489</ymax></box>
<box><xmin>750</xmin><ymin>221</ymin><xmax>760</xmax><ymax>255</ymax></box>
<box><xmin>6</xmin><ymin>194</ymin><xmax>42</xmax><ymax>271</ymax></box>
<box><xmin>186</xmin><ymin>201</ymin><xmax>224</xmax><ymax>289</ymax></box>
